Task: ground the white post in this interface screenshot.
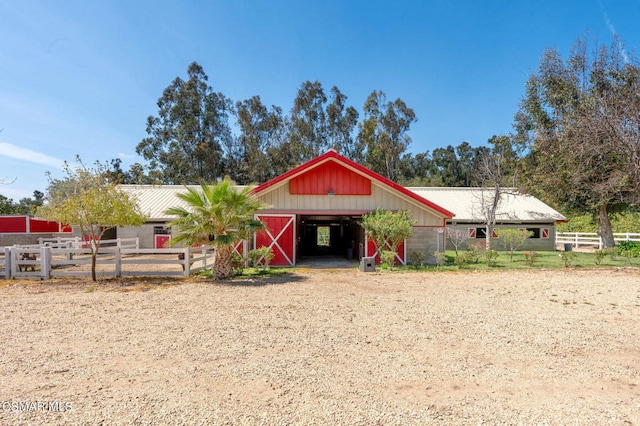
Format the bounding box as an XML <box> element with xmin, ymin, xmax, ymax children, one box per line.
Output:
<box><xmin>3</xmin><ymin>247</ymin><xmax>10</xmax><ymax>279</ymax></box>
<box><xmin>10</xmin><ymin>247</ymin><xmax>17</xmax><ymax>278</ymax></box>
<box><xmin>135</xmin><ymin>237</ymin><xmax>140</xmax><ymax>250</ymax></box>
<box><xmin>41</xmin><ymin>246</ymin><xmax>50</xmax><ymax>280</ymax></box>
<box><xmin>574</xmin><ymin>233</ymin><xmax>579</xmax><ymax>248</ymax></box>
<box><xmin>115</xmin><ymin>247</ymin><xmax>121</xmax><ymax>277</ymax></box>
<box><xmin>183</xmin><ymin>247</ymin><xmax>190</xmax><ymax>276</ymax></box>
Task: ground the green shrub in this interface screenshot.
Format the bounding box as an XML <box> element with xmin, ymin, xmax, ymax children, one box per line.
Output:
<box><xmin>466</xmin><ymin>242</ymin><xmax>485</xmax><ymax>264</ymax></box>
<box><xmin>248</xmin><ymin>247</ymin><xmax>275</xmax><ymax>271</ymax></box>
<box><xmin>616</xmin><ymin>241</ymin><xmax>640</xmax><ymax>258</ymax></box>
<box><xmin>560</xmin><ymin>251</ymin><xmax>577</xmax><ymax>267</ymax></box>
<box><xmin>432</xmin><ymin>251</ymin><xmax>446</xmax><ymax>267</ymax></box>
<box><xmin>409</xmin><ymin>251</ymin><xmax>426</xmax><ymax>268</ymax></box>
<box><xmin>593</xmin><ymin>248</ymin><xmax>618</xmax><ymax>265</ymax></box>
<box><xmin>231</xmin><ymin>252</ymin><xmax>246</xmax><ymax>276</ymax></box>
<box><xmin>484</xmin><ymin>249</ymin><xmax>499</xmax><ymax>267</ymax></box>
<box><xmin>524</xmin><ymin>250</ymin><xmax>539</xmax><ymax>266</ymax></box>
<box><xmin>455</xmin><ymin>251</ymin><xmax>473</xmax><ymax>268</ymax></box>
<box><xmin>380</xmin><ymin>250</ymin><xmax>397</xmax><ymax>270</ymax></box>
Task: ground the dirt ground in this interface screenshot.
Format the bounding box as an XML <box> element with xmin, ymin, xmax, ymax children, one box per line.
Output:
<box><xmin>0</xmin><ymin>268</ymin><xmax>639</xmax><ymax>425</ymax></box>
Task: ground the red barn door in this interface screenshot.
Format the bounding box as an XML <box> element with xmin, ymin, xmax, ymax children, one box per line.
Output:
<box><xmin>155</xmin><ymin>235</ymin><xmax>171</xmax><ymax>249</ymax></box>
<box><xmin>365</xmin><ymin>235</ymin><xmax>406</xmax><ymax>265</ymax></box>
<box><xmin>254</xmin><ymin>214</ymin><xmax>296</xmax><ymax>267</ymax></box>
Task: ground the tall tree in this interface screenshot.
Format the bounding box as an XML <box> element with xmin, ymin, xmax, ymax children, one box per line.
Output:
<box><xmin>136</xmin><ymin>62</ymin><xmax>233</xmax><ymax>184</ymax></box>
<box><xmin>326</xmin><ymin>86</ymin><xmax>359</xmax><ymax>160</ymax></box>
<box><xmin>432</xmin><ymin>145</ymin><xmax>459</xmax><ymax>186</ymax></box>
<box><xmin>288</xmin><ymin>80</ymin><xmax>329</xmax><ymax>163</ymax></box>
<box><xmin>358</xmin><ymin>91</ymin><xmax>417</xmax><ymax>180</ymax></box>
<box><xmin>231</xmin><ymin>96</ymin><xmax>286</xmax><ymax>184</ymax></box>
<box><xmin>455</xmin><ymin>141</ymin><xmax>476</xmax><ymax>186</ymax></box>
<box><xmin>515</xmin><ymin>36</ymin><xmax>640</xmax><ymax>247</ymax></box>
<box><xmin>165</xmin><ymin>179</ymin><xmax>265</xmax><ymax>280</ymax></box>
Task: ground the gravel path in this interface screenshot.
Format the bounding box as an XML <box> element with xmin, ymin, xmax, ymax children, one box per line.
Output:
<box><xmin>1</xmin><ymin>269</ymin><xmax>639</xmax><ymax>425</ymax></box>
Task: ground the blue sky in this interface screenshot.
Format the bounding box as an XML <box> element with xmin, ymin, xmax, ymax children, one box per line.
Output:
<box><xmin>1</xmin><ymin>0</ymin><xmax>639</xmax><ymax>200</ymax></box>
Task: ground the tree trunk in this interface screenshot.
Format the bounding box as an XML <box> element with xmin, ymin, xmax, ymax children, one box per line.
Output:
<box><xmin>91</xmin><ymin>252</ymin><xmax>97</xmax><ymax>282</ymax></box>
<box><xmin>597</xmin><ymin>204</ymin><xmax>616</xmax><ymax>248</ymax></box>
<box><xmin>485</xmin><ymin>225</ymin><xmax>493</xmax><ymax>251</ymax></box>
<box><xmin>213</xmin><ymin>245</ymin><xmax>233</xmax><ymax>280</ymax></box>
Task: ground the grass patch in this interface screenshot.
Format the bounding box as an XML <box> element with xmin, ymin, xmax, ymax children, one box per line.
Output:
<box><xmin>390</xmin><ymin>250</ymin><xmax>640</xmax><ymax>272</ymax></box>
<box><xmin>198</xmin><ymin>267</ymin><xmax>290</xmax><ymax>280</ymax></box>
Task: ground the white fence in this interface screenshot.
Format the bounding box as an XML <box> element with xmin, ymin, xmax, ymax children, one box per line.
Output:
<box><xmin>0</xmin><ymin>242</ymin><xmax>214</xmax><ymax>280</ymax></box>
<box><xmin>556</xmin><ymin>232</ymin><xmax>640</xmax><ymax>249</ymax></box>
<box><xmin>37</xmin><ymin>237</ymin><xmax>139</xmax><ymax>250</ymax></box>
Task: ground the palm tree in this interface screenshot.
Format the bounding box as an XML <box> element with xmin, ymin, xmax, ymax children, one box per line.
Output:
<box><xmin>165</xmin><ymin>178</ymin><xmax>265</xmax><ymax>279</ymax></box>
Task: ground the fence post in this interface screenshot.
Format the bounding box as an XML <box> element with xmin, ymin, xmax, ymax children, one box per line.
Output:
<box><xmin>574</xmin><ymin>233</ymin><xmax>579</xmax><ymax>248</ymax></box>
<box><xmin>3</xmin><ymin>247</ymin><xmax>10</xmax><ymax>279</ymax></box>
<box><xmin>183</xmin><ymin>247</ymin><xmax>190</xmax><ymax>277</ymax></box>
<box><xmin>115</xmin><ymin>247</ymin><xmax>121</xmax><ymax>278</ymax></box>
<box><xmin>136</xmin><ymin>237</ymin><xmax>140</xmax><ymax>250</ymax></box>
<box><xmin>41</xmin><ymin>246</ymin><xmax>50</xmax><ymax>280</ymax></box>
<box><xmin>10</xmin><ymin>247</ymin><xmax>17</xmax><ymax>278</ymax></box>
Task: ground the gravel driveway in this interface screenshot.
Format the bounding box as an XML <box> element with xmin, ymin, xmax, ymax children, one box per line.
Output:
<box><xmin>1</xmin><ymin>268</ymin><xmax>639</xmax><ymax>425</ymax></box>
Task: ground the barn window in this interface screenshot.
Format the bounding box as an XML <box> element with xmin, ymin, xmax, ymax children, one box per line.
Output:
<box><xmin>475</xmin><ymin>227</ymin><xmax>487</xmax><ymax>239</ymax></box>
<box><xmin>526</xmin><ymin>228</ymin><xmax>541</xmax><ymax>238</ymax></box>
<box><xmin>154</xmin><ymin>226</ymin><xmax>171</xmax><ymax>235</ymax></box>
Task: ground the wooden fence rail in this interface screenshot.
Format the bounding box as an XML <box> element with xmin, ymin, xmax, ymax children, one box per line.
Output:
<box><xmin>0</xmin><ymin>244</ymin><xmax>213</xmax><ymax>280</ymax></box>
<box><xmin>556</xmin><ymin>232</ymin><xmax>640</xmax><ymax>249</ymax></box>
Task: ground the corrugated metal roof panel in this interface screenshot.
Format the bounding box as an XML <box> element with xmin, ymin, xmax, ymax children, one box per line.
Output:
<box><xmin>119</xmin><ymin>185</ymin><xmax>248</xmax><ymax>221</ymax></box>
<box><xmin>406</xmin><ymin>187</ymin><xmax>566</xmax><ymax>223</ymax></box>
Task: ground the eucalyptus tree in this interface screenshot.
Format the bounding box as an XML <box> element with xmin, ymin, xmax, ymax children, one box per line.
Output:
<box><xmin>358</xmin><ymin>90</ymin><xmax>416</xmax><ymax>180</ymax></box>
<box><xmin>515</xmin><ymin>36</ymin><xmax>640</xmax><ymax>247</ymax></box>
<box><xmin>326</xmin><ymin>86</ymin><xmax>359</xmax><ymax>161</ymax></box>
<box><xmin>288</xmin><ymin>80</ymin><xmax>329</xmax><ymax>163</ymax></box>
<box><xmin>431</xmin><ymin>145</ymin><xmax>459</xmax><ymax>186</ymax></box>
<box><xmin>136</xmin><ymin>62</ymin><xmax>233</xmax><ymax>184</ymax></box>
<box><xmin>231</xmin><ymin>96</ymin><xmax>286</xmax><ymax>184</ymax></box>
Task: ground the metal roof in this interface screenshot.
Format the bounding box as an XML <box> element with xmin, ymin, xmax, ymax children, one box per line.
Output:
<box><xmin>119</xmin><ymin>184</ymin><xmax>566</xmax><ymax>223</ymax></box>
<box><xmin>406</xmin><ymin>187</ymin><xmax>566</xmax><ymax>223</ymax></box>
<box><xmin>118</xmin><ymin>184</ymin><xmax>249</xmax><ymax>221</ymax></box>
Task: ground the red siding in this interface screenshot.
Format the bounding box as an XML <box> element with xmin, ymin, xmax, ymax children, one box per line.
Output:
<box><xmin>0</xmin><ymin>216</ymin><xmax>27</xmax><ymax>233</ymax></box>
<box><xmin>29</xmin><ymin>218</ymin><xmax>60</xmax><ymax>233</ymax></box>
<box><xmin>289</xmin><ymin>161</ymin><xmax>371</xmax><ymax>195</ymax></box>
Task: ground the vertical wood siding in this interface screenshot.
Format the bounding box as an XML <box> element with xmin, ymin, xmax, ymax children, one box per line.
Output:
<box><xmin>289</xmin><ymin>161</ymin><xmax>371</xmax><ymax>195</ymax></box>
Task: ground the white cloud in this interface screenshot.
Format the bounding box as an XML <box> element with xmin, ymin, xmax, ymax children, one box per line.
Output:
<box><xmin>0</xmin><ymin>142</ymin><xmax>65</xmax><ymax>169</ymax></box>
<box><xmin>603</xmin><ymin>11</ymin><xmax>630</xmax><ymax>64</ymax></box>
<box><xmin>118</xmin><ymin>152</ymin><xmax>136</xmax><ymax>159</ymax></box>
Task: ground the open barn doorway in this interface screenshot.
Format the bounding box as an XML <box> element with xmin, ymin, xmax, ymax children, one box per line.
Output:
<box><xmin>298</xmin><ymin>215</ymin><xmax>363</xmax><ymax>263</ymax></box>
